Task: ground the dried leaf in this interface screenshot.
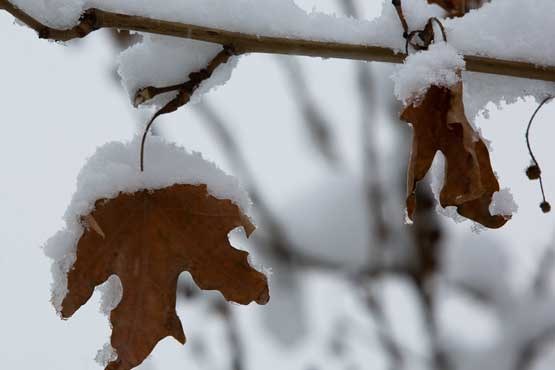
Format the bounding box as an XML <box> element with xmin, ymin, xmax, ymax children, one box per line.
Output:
<box><xmin>401</xmin><ymin>81</ymin><xmax>509</xmax><ymax>229</ymax></box>
<box><xmin>60</xmin><ymin>184</ymin><xmax>269</xmax><ymax>370</ymax></box>
<box><xmin>428</xmin><ymin>0</ymin><xmax>488</xmax><ymax>16</ymax></box>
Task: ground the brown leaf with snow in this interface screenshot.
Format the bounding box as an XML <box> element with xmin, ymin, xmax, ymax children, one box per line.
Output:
<box><xmin>401</xmin><ymin>81</ymin><xmax>509</xmax><ymax>228</ymax></box>
<box><xmin>60</xmin><ymin>184</ymin><xmax>269</xmax><ymax>370</ymax></box>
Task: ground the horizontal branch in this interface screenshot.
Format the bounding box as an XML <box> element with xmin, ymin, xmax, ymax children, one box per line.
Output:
<box><xmin>2</xmin><ymin>1</ymin><xmax>555</xmax><ymax>82</ymax></box>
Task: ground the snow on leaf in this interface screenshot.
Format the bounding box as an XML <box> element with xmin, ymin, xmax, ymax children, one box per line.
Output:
<box><xmin>401</xmin><ymin>80</ymin><xmax>510</xmax><ymax>229</ymax></box>
<box><xmin>392</xmin><ymin>41</ymin><xmax>465</xmax><ymax>105</ymax></box>
<box><xmin>57</xmin><ymin>184</ymin><xmax>269</xmax><ymax>370</ymax></box>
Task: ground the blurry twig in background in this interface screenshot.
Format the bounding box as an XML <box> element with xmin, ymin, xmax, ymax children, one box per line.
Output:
<box><xmin>363</xmin><ymin>285</ymin><xmax>405</xmax><ymax>370</ymax></box>
<box><xmin>193</xmin><ymin>102</ymin><xmax>302</xmax><ymax>263</ymax></box>
<box><xmin>514</xmin><ymin>325</ymin><xmax>555</xmax><ymax>370</ymax></box>
<box><xmin>193</xmin><ymin>101</ymin><xmax>407</xmax><ymax>278</ymax></box>
<box><xmin>214</xmin><ymin>300</ymin><xmax>246</xmax><ymax>370</ymax></box>
<box><xmin>534</xmin><ymin>245</ymin><xmax>555</xmax><ymax>294</ymax></box>
<box><xmin>278</xmin><ymin>57</ymin><xmax>340</xmax><ymax>166</ymax></box>
<box><xmin>338</xmin><ymin>2</ymin><xmax>404</xmax><ymax>368</ymax></box>
<box><xmin>409</xmin><ymin>187</ymin><xmax>450</xmax><ymax>370</ymax></box>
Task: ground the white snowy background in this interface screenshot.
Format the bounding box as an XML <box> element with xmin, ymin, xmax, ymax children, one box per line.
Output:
<box><xmin>1</xmin><ymin>0</ymin><xmax>555</xmax><ymax>369</ymax></box>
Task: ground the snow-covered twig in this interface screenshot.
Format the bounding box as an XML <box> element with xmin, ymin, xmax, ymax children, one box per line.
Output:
<box><xmin>139</xmin><ymin>47</ymin><xmax>235</xmax><ymax>171</ymax></box>
<box><xmin>2</xmin><ymin>0</ymin><xmax>555</xmax><ymax>83</ymax></box>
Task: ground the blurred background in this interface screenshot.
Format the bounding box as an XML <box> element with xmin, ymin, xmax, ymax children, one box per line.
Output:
<box><xmin>1</xmin><ymin>1</ymin><xmax>555</xmax><ymax>369</ymax></box>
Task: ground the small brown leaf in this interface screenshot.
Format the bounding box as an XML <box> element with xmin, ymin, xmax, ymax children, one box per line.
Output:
<box><xmin>428</xmin><ymin>0</ymin><xmax>487</xmax><ymax>17</ymax></box>
<box><xmin>60</xmin><ymin>184</ymin><xmax>269</xmax><ymax>370</ymax></box>
<box><xmin>401</xmin><ymin>81</ymin><xmax>509</xmax><ymax>229</ymax></box>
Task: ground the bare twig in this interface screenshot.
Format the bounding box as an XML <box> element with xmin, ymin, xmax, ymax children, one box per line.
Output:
<box><xmin>534</xmin><ymin>245</ymin><xmax>555</xmax><ymax>294</ymax></box>
<box><xmin>339</xmin><ymin>2</ymin><xmax>402</xmax><ymax>364</ymax></box>
<box><xmin>364</xmin><ymin>285</ymin><xmax>405</xmax><ymax>370</ymax></box>
<box><xmin>525</xmin><ymin>96</ymin><xmax>553</xmax><ymax>213</ymax></box>
<box><xmin>2</xmin><ymin>1</ymin><xmax>555</xmax><ymax>82</ymax></box>
<box><xmin>514</xmin><ymin>325</ymin><xmax>555</xmax><ymax>370</ymax></box>
<box><xmin>214</xmin><ymin>301</ymin><xmax>245</xmax><ymax>370</ymax></box>
<box><xmin>278</xmin><ymin>58</ymin><xmax>339</xmax><ymax>165</ymax></box>
<box><xmin>356</xmin><ymin>63</ymin><xmax>391</xmax><ymax>244</ymax></box>
<box><xmin>408</xmin><ymin>186</ymin><xmax>451</xmax><ymax>370</ymax></box>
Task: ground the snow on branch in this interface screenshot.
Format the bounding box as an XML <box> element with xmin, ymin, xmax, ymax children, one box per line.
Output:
<box><xmin>1</xmin><ymin>0</ymin><xmax>555</xmax><ymax>83</ymax></box>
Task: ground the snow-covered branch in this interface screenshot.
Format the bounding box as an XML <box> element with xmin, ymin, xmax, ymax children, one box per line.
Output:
<box><xmin>2</xmin><ymin>0</ymin><xmax>555</xmax><ymax>83</ymax></box>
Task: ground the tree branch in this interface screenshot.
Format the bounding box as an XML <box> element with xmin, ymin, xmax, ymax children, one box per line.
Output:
<box><xmin>2</xmin><ymin>1</ymin><xmax>555</xmax><ymax>82</ymax></box>
<box><xmin>277</xmin><ymin>57</ymin><xmax>340</xmax><ymax>165</ymax></box>
<box><xmin>363</xmin><ymin>285</ymin><xmax>405</xmax><ymax>370</ymax></box>
<box><xmin>514</xmin><ymin>324</ymin><xmax>555</xmax><ymax>370</ymax></box>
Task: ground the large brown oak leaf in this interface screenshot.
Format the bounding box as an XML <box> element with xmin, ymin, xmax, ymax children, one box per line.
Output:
<box><xmin>401</xmin><ymin>82</ymin><xmax>509</xmax><ymax>229</ymax></box>
<box><xmin>60</xmin><ymin>184</ymin><xmax>269</xmax><ymax>370</ymax></box>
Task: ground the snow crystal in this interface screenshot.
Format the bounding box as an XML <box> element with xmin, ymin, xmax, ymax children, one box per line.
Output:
<box><xmin>428</xmin><ymin>134</ymin><xmax>517</xmax><ymax>225</ymax></box>
<box><xmin>489</xmin><ymin>188</ymin><xmax>518</xmax><ymax>217</ymax></box>
<box><xmin>7</xmin><ymin>0</ymin><xmax>84</xmax><ymax>29</ymax></box>
<box><xmin>43</xmin><ymin>135</ymin><xmax>251</xmax><ymax>314</ymax></box>
<box><xmin>446</xmin><ymin>0</ymin><xmax>555</xmax><ymax>67</ymax></box>
<box><xmin>429</xmin><ymin>153</ymin><xmax>467</xmax><ymax>224</ymax></box>
<box><xmin>11</xmin><ymin>0</ymin><xmax>555</xmax><ymax>67</ymax></box>
<box><xmin>98</xmin><ymin>275</ymin><xmax>123</xmax><ymax>315</ymax></box>
<box><xmin>447</xmin><ymin>0</ymin><xmax>555</xmax><ymax>119</ymax></box>
<box><xmin>392</xmin><ymin>42</ymin><xmax>465</xmax><ymax>104</ymax></box>
<box><xmin>114</xmin><ymin>0</ymin><xmax>440</xmax><ymax>106</ymax></box>
<box><xmin>462</xmin><ymin>72</ymin><xmax>555</xmax><ymax>123</ymax></box>
<box><xmin>95</xmin><ymin>343</ymin><xmax>118</xmax><ymax>366</ymax></box>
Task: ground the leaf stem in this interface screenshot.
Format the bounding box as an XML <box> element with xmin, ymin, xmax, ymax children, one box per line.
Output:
<box><xmin>525</xmin><ymin>96</ymin><xmax>553</xmax><ymax>210</ymax></box>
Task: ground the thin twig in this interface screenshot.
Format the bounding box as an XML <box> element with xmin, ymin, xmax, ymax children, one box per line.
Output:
<box><xmin>337</xmin><ymin>2</ymin><xmax>404</xmax><ymax>368</ymax></box>
<box><xmin>213</xmin><ymin>301</ymin><xmax>245</xmax><ymax>370</ymax></box>
<box><xmin>364</xmin><ymin>285</ymin><xmax>405</xmax><ymax>370</ymax></box>
<box><xmin>1</xmin><ymin>1</ymin><xmax>555</xmax><ymax>82</ymax></box>
<box><xmin>534</xmin><ymin>245</ymin><xmax>555</xmax><ymax>294</ymax></box>
<box><xmin>408</xmin><ymin>186</ymin><xmax>451</xmax><ymax>370</ymax></box>
<box><xmin>392</xmin><ymin>0</ymin><xmax>409</xmax><ymax>38</ymax></box>
<box><xmin>139</xmin><ymin>47</ymin><xmax>235</xmax><ymax>171</ymax></box>
<box><xmin>514</xmin><ymin>324</ymin><xmax>555</xmax><ymax>370</ymax></box>
<box><xmin>525</xmin><ymin>96</ymin><xmax>553</xmax><ymax>211</ymax></box>
<box><xmin>277</xmin><ymin>57</ymin><xmax>339</xmax><ymax>165</ymax></box>
<box><xmin>194</xmin><ymin>102</ymin><xmax>409</xmax><ymax>279</ymax></box>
